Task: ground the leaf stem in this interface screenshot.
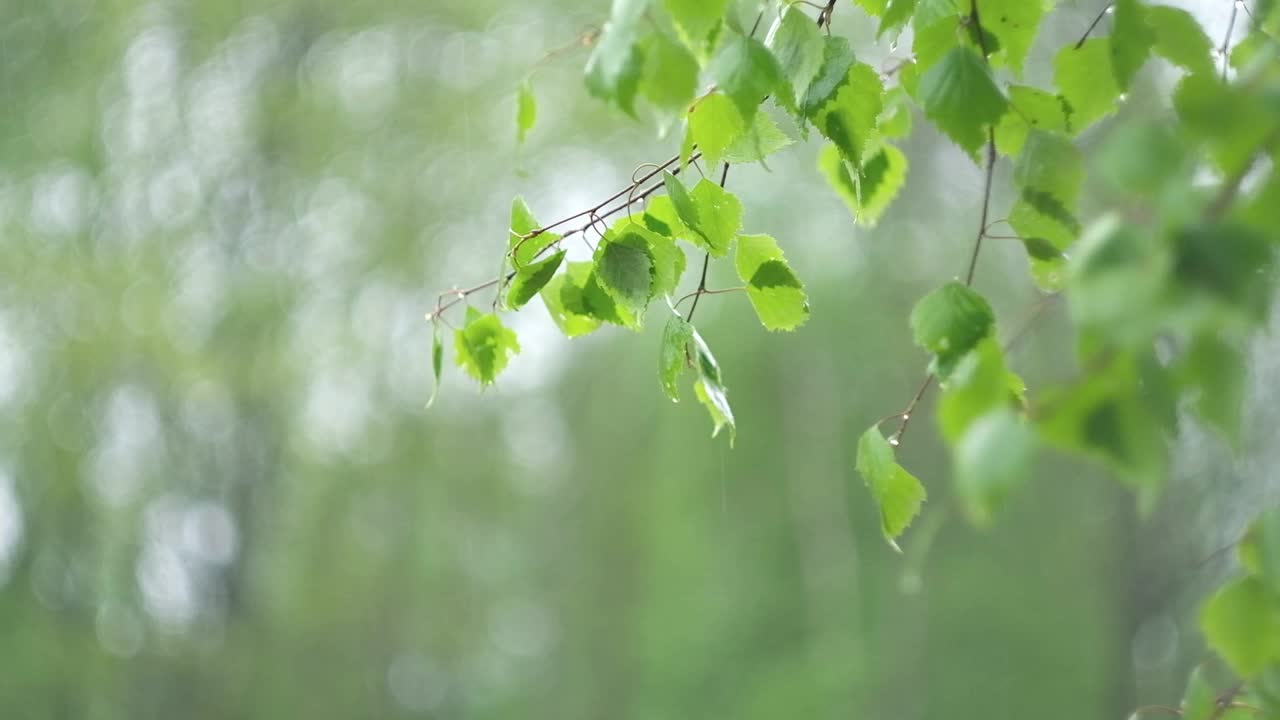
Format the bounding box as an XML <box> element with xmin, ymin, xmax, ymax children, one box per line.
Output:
<box><xmin>1074</xmin><ymin>2</ymin><xmax>1114</xmax><ymax>49</ymax></box>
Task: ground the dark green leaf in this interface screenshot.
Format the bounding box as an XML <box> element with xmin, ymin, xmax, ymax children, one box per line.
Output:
<box><xmin>818</xmin><ymin>144</ymin><xmax>908</xmax><ymax>226</ymax></box>
<box><xmin>813</xmin><ymin>62</ymin><xmax>884</xmax><ymax>165</ymax></box>
<box><xmin>910</xmin><ymin>281</ymin><xmax>996</xmax><ymax>380</ymax></box>
<box><xmin>801</xmin><ymin>36</ymin><xmax>857</xmax><ymax>115</ymax></box>
<box><xmin>1110</xmin><ymin>0</ymin><xmax>1154</xmax><ymax>90</ymax></box>
<box><xmin>594</xmin><ymin>231</ymin><xmax>656</xmax><ymax>320</ymax></box>
<box><xmin>855</xmin><ymin>424</ymin><xmax>927</xmax><ymax>550</ymax></box>
<box><xmin>507</xmin><ymin>249</ymin><xmax>566</xmax><ymax>310</ymax></box>
<box><xmin>919</xmin><ymin>46</ymin><xmax>1008</xmax><ymax>159</ymax></box>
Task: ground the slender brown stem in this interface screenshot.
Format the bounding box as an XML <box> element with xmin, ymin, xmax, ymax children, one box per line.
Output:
<box><xmin>686</xmin><ymin>163</ymin><xmax>731</xmax><ymax>322</ymax></box>
<box><xmin>1221</xmin><ymin>2</ymin><xmax>1240</xmax><ymax>82</ymax></box>
<box><xmin>966</xmin><ymin>130</ymin><xmax>997</xmax><ymax>286</ymax></box>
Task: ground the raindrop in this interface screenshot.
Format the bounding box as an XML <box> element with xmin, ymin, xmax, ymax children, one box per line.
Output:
<box><xmin>888</xmin><ymin>437</ymin><xmax>900</xmax><ymax>447</ymax></box>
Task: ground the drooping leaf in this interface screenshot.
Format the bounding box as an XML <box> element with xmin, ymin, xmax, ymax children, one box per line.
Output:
<box><xmin>516</xmin><ymin>79</ymin><xmax>537</xmax><ymax>144</ymax></box>
<box><xmin>1147</xmin><ymin>5</ymin><xmax>1216</xmax><ymax>77</ymax></box>
<box><xmin>1179</xmin><ymin>666</ymin><xmax>1217</xmax><ymax>720</ymax></box>
<box><xmin>594</xmin><ymin>231</ymin><xmax>656</xmax><ymax>321</ymax></box>
<box><xmin>954</xmin><ymin>408</ymin><xmax>1036</xmax><ymax>526</ymax></box>
<box><xmin>919</xmin><ymin>46</ymin><xmax>1008</xmax><ymax>159</ymax></box>
<box><xmin>541</xmin><ymin>261</ymin><xmax>604</xmax><ymax>337</ymax></box>
<box><xmin>709</xmin><ymin>30</ymin><xmax>785</xmax><ymax>124</ymax></box>
<box><xmin>994</xmin><ymin>85</ymin><xmax>1073</xmax><ymax>157</ymax></box>
<box><xmin>641</xmin><ymin>32</ymin><xmax>699</xmax><ymax>127</ymax></box>
<box><xmin>1179</xmin><ymin>334</ymin><xmax>1246</xmax><ymax>446</ymax></box>
<box><xmin>509</xmin><ymin>197</ymin><xmax>560</xmax><ymax>268</ymax></box>
<box><xmin>659</xmin><ymin>314</ymin><xmax>694</xmax><ymax>401</ymax></box>
<box><xmin>662</xmin><ymin>0</ymin><xmax>731</xmax><ymax>46</ymax></box>
<box><xmin>879</xmin><ymin>0</ymin><xmax>917</xmax><ymax>38</ymax></box>
<box><xmin>723</xmin><ymin>111</ymin><xmax>794</xmax><ymax>164</ymax></box>
<box><xmin>427</xmin><ymin>326</ymin><xmax>443</xmax><ymax>408</ymax></box>
<box><xmin>765</xmin><ymin>6</ymin><xmax>825</xmax><ymax>107</ymax></box>
<box><xmin>1110</xmin><ymin>0</ymin><xmax>1155</xmax><ymax>91</ymax></box>
<box><xmin>855</xmin><ymin>424</ymin><xmax>927</xmax><ymax>550</ymax></box>
<box><xmin>687</xmin><ymin>178</ymin><xmax>744</xmax><ymax>256</ymax></box>
<box><xmin>813</xmin><ymin>62</ymin><xmax>885</xmax><ymax>165</ymax></box>
<box><xmin>1201</xmin><ymin>576</ymin><xmax>1280</xmax><ymax>678</ymax></box>
<box><xmin>454</xmin><ymin>308</ymin><xmax>521</xmax><ymax>385</ymax></box>
<box><xmin>735</xmin><ymin>234</ymin><xmax>809</xmax><ymax>331</ymax></box>
<box><xmin>938</xmin><ymin>337</ymin><xmax>1025</xmax><ymax>444</ymax></box>
<box><xmin>689</xmin><ymin>93</ymin><xmax>747</xmax><ymax>167</ymax></box>
<box><xmin>801</xmin><ymin>36</ymin><xmax>857</xmax><ymax>115</ymax></box>
<box><xmin>507</xmin><ymin>249</ymin><xmax>566</xmax><ymax>310</ymax></box>
<box><xmin>1240</xmin><ymin>508</ymin><xmax>1280</xmax><ymax>595</ymax></box>
<box><xmin>585</xmin><ymin>17</ymin><xmax>646</xmax><ymax>114</ymax></box>
<box><xmin>980</xmin><ymin>0</ymin><xmax>1045</xmax><ymax>72</ymax></box>
<box><xmin>818</xmin><ymin>144</ymin><xmax>908</xmax><ymax>226</ymax></box>
<box><xmin>689</xmin><ymin>329</ymin><xmax>734</xmax><ymax>443</ymax></box>
<box><xmin>1054</xmin><ymin>39</ymin><xmax>1121</xmax><ymax>131</ymax></box>
<box><xmin>910</xmin><ymin>281</ymin><xmax>997</xmax><ymax>380</ymax></box>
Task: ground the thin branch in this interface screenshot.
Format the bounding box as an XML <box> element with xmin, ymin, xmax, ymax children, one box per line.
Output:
<box><xmin>1130</xmin><ymin>704</ymin><xmax>1183</xmax><ymax>717</ymax></box>
<box><xmin>1074</xmin><ymin>2</ymin><xmax>1114</xmax><ymax>49</ymax></box>
<box><xmin>1221</xmin><ymin>2</ymin><xmax>1240</xmax><ymax>82</ymax></box>
<box><xmin>676</xmin><ymin>286</ymin><xmax>745</xmax><ymax>309</ymax></box>
<box><xmin>687</xmin><ymin>163</ymin><xmax>731</xmax><ymax>322</ymax></box>
<box><xmin>889</xmin><ymin>1</ymin><xmax>1000</xmax><ymax>448</ymax></box>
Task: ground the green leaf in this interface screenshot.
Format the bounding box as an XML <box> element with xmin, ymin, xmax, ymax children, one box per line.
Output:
<box><xmin>610</xmin><ymin>216</ymin><xmax>687</xmax><ymax>297</ymax></box>
<box><xmin>919</xmin><ymin>46</ymin><xmax>1008</xmax><ymax>159</ymax></box>
<box><xmin>453</xmin><ymin>308</ymin><xmax>521</xmax><ymax>386</ymax></box>
<box><xmin>879</xmin><ymin>0</ymin><xmax>917</xmax><ymax>38</ymax></box>
<box><xmin>663</xmin><ymin>170</ymin><xmax>700</xmax><ymax>230</ymax></box>
<box><xmin>662</xmin><ymin>0</ymin><xmax>731</xmax><ymax>45</ymax></box>
<box><xmin>1240</xmin><ymin>508</ymin><xmax>1280</xmax><ymax>595</ymax></box>
<box><xmin>994</xmin><ymin>85</ymin><xmax>1072</xmax><ymax>157</ymax></box>
<box><xmin>1110</xmin><ymin>0</ymin><xmax>1154</xmax><ymax>91</ymax></box>
<box><xmin>954</xmin><ymin>408</ymin><xmax>1036</xmax><ymax>526</ymax></box>
<box><xmin>980</xmin><ymin>0</ymin><xmax>1046</xmax><ymax>72</ymax></box>
<box><xmin>855</xmin><ymin>425</ymin><xmax>927</xmax><ymax>550</ymax></box>
<box><xmin>689</xmin><ymin>329</ymin><xmax>734</xmax><ymax>443</ymax></box>
<box><xmin>818</xmin><ymin>144</ymin><xmax>908</xmax><ymax>226</ymax></box>
<box><xmin>659</xmin><ymin>314</ymin><xmax>694</xmax><ymax>401</ymax></box>
<box><xmin>541</xmin><ymin>262</ymin><xmax>603</xmax><ymax>337</ymax></box>
<box><xmin>1014</xmin><ymin>130</ymin><xmax>1082</xmax><ymax>204</ymax></box>
<box><xmin>507</xmin><ymin>249</ymin><xmax>566</xmax><ymax>310</ymax></box>
<box><xmin>938</xmin><ymin>337</ymin><xmax>1024</xmax><ymax>445</ymax></box>
<box><xmin>689</xmin><ymin>93</ymin><xmax>747</xmax><ymax>167</ymax></box>
<box><xmin>735</xmin><ymin>234</ymin><xmax>809</xmax><ymax>331</ymax></box>
<box><xmin>594</xmin><ymin>231</ymin><xmax>656</xmax><ymax>321</ymax></box>
<box><xmin>910</xmin><ymin>281</ymin><xmax>996</xmax><ymax>381</ymax></box>
<box><xmin>1054</xmin><ymin>39</ymin><xmax>1121</xmax><ymax>131</ymax></box>
<box><xmin>854</xmin><ymin>0</ymin><xmax>888</xmax><ymax>15</ymax></box>
<box><xmin>427</xmin><ymin>327</ymin><xmax>443</xmax><ymax>408</ymax></box>
<box><xmin>516</xmin><ymin>79</ymin><xmax>537</xmax><ymax>144</ymax></box>
<box><xmin>723</xmin><ymin>111</ymin><xmax>794</xmax><ymax>164</ymax></box>
<box><xmin>1201</xmin><ymin>576</ymin><xmax>1280</xmax><ymax>678</ymax></box>
<box><xmin>813</xmin><ymin>62</ymin><xmax>885</xmax><ymax>165</ymax></box>
<box><xmin>509</xmin><ymin>197</ymin><xmax>560</xmax><ymax>268</ymax></box>
<box><xmin>585</xmin><ymin>22</ymin><xmax>646</xmax><ymax>115</ymax></box>
<box><xmin>1179</xmin><ymin>334</ymin><xmax>1245</xmax><ymax>446</ymax></box>
<box><xmin>709</xmin><ymin>30</ymin><xmax>784</xmax><ymax>124</ymax></box>
<box><xmin>1172</xmin><ymin>222</ymin><xmax>1273</xmax><ymax>325</ymax></box>
<box><xmin>911</xmin><ymin>14</ymin><xmax>963</xmax><ymax>77</ymax></box>
<box><xmin>641</xmin><ymin>32</ymin><xmax>699</xmax><ymax>126</ymax></box>
<box><xmin>1179</xmin><ymin>666</ymin><xmax>1217</xmax><ymax>720</ymax></box>
<box><xmin>688</xmin><ymin>179</ymin><xmax>743</xmax><ymax>256</ymax></box>
<box><xmin>765</xmin><ymin>6</ymin><xmax>825</xmax><ymax>107</ymax></box>
<box><xmin>1147</xmin><ymin>5</ymin><xmax>1216</xmax><ymax>77</ymax></box>
<box><xmin>801</xmin><ymin>36</ymin><xmax>857</xmax><ymax>116</ymax></box>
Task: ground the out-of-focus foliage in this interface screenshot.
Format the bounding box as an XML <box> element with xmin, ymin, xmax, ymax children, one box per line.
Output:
<box><xmin>2</xmin><ymin>0</ymin><xmax>1279</xmax><ymax>718</ymax></box>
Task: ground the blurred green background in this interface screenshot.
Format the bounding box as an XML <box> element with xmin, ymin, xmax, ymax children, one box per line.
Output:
<box><xmin>0</xmin><ymin>0</ymin><xmax>1268</xmax><ymax>717</ymax></box>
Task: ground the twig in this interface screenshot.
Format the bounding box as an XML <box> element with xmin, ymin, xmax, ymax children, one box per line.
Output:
<box><xmin>686</xmin><ymin>163</ymin><xmax>731</xmax><ymax>322</ymax></box>
<box><xmin>1221</xmin><ymin>2</ymin><xmax>1240</xmax><ymax>81</ymax></box>
<box><xmin>1074</xmin><ymin>2</ymin><xmax>1114</xmax><ymax>49</ymax></box>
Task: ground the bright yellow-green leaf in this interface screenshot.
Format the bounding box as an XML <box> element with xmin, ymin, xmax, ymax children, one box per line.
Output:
<box><xmin>856</xmin><ymin>424</ymin><xmax>927</xmax><ymax>550</ymax></box>
<box><xmin>689</xmin><ymin>93</ymin><xmax>746</xmax><ymax>167</ymax></box>
<box><xmin>454</xmin><ymin>309</ymin><xmax>521</xmax><ymax>385</ymax></box>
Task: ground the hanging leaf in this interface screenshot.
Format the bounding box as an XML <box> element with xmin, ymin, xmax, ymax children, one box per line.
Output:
<box><xmin>427</xmin><ymin>326</ymin><xmax>444</xmax><ymax>408</ymax></box>
<box><xmin>709</xmin><ymin>30</ymin><xmax>785</xmax><ymax>125</ymax></box>
<box><xmin>689</xmin><ymin>93</ymin><xmax>747</xmax><ymax>167</ymax></box>
<box><xmin>506</xmin><ymin>249</ymin><xmax>566</xmax><ymax>310</ymax></box>
<box><xmin>954</xmin><ymin>408</ymin><xmax>1037</xmax><ymax>526</ymax></box>
<box><xmin>855</xmin><ymin>424</ymin><xmax>927</xmax><ymax>551</ymax></box>
<box><xmin>659</xmin><ymin>315</ymin><xmax>695</xmax><ymax>401</ymax></box>
<box><xmin>541</xmin><ymin>262</ymin><xmax>604</xmax><ymax>337</ymax></box>
<box><xmin>516</xmin><ymin>79</ymin><xmax>537</xmax><ymax>144</ymax></box>
<box><xmin>454</xmin><ymin>308</ymin><xmax>521</xmax><ymax>386</ymax></box>
<box><xmin>689</xmin><ymin>329</ymin><xmax>735</xmax><ymax>443</ymax></box>
<box><xmin>734</xmin><ymin>234</ymin><xmax>809</xmax><ymax>331</ymax></box>
<box><xmin>765</xmin><ymin>6</ymin><xmax>825</xmax><ymax>108</ymax></box>
<box><xmin>910</xmin><ymin>281</ymin><xmax>997</xmax><ymax>380</ymax></box>
<box><xmin>919</xmin><ymin>46</ymin><xmax>1008</xmax><ymax>159</ymax></box>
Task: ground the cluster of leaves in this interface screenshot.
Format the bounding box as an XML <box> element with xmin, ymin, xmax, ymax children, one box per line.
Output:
<box><xmin>429</xmin><ymin>0</ymin><xmax>1280</xmax><ymax>710</ymax></box>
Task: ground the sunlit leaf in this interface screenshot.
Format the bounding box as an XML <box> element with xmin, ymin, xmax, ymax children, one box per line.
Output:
<box><xmin>856</xmin><ymin>424</ymin><xmax>927</xmax><ymax>550</ymax></box>
<box><xmin>454</xmin><ymin>308</ymin><xmax>521</xmax><ymax>385</ymax></box>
